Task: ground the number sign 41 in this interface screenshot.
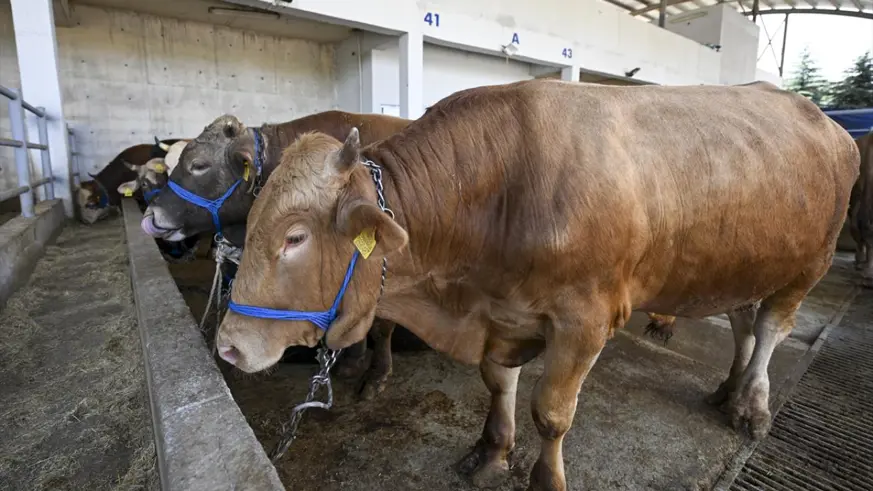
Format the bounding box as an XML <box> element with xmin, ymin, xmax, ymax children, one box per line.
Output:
<box><xmin>424</xmin><ymin>12</ymin><xmax>440</xmax><ymax>27</ymax></box>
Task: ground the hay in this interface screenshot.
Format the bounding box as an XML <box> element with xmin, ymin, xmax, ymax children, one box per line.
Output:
<box><xmin>0</xmin><ymin>218</ymin><xmax>157</xmax><ymax>491</ymax></box>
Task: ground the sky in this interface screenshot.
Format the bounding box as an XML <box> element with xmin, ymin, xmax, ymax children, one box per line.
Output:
<box><xmin>755</xmin><ymin>14</ymin><xmax>873</xmax><ymax>82</ymax></box>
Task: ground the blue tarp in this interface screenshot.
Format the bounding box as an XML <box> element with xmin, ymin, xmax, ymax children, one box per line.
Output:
<box><xmin>823</xmin><ymin>108</ymin><xmax>873</xmax><ymax>139</ymax></box>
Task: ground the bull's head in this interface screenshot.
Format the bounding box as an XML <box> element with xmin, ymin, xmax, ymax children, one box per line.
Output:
<box><xmin>117</xmin><ymin>158</ymin><xmax>170</xmax><ymax>201</ymax></box>
<box><xmin>140</xmin><ymin>115</ymin><xmax>259</xmax><ymax>242</ymax></box>
<box><xmin>215</xmin><ymin>129</ymin><xmax>408</xmax><ymax>372</ymax></box>
<box><xmin>76</xmin><ymin>173</ymin><xmax>114</xmax><ymax>224</ymax></box>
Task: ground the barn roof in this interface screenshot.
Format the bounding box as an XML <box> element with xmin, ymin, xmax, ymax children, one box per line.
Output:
<box><xmin>604</xmin><ymin>0</ymin><xmax>873</xmax><ymax>23</ymax></box>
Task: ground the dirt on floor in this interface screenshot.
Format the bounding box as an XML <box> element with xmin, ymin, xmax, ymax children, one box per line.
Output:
<box><xmin>167</xmin><ymin>251</ymin><xmax>857</xmax><ymax>491</ymax></box>
<box><xmin>0</xmin><ymin>218</ymin><xmax>157</xmax><ymax>491</ymax></box>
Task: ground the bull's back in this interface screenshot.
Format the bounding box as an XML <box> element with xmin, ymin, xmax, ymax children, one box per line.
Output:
<box><xmin>289</xmin><ymin>110</ymin><xmax>410</xmax><ymax>146</ymax></box>
<box><xmin>514</xmin><ymin>80</ymin><xmax>858</xmax><ymax>316</ymax></box>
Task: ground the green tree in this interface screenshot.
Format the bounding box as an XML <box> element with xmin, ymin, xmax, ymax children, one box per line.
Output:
<box><xmin>829</xmin><ymin>51</ymin><xmax>873</xmax><ymax>109</ymax></box>
<box><xmin>785</xmin><ymin>47</ymin><xmax>828</xmax><ymax>106</ymax></box>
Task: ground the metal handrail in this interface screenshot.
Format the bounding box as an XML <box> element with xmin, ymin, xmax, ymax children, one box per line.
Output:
<box><xmin>68</xmin><ymin>126</ymin><xmax>81</xmax><ymax>187</ymax></box>
<box><xmin>0</xmin><ymin>84</ymin><xmax>54</xmax><ymax>218</ymax></box>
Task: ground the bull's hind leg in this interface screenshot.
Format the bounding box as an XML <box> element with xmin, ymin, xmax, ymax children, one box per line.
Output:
<box><xmin>727</xmin><ymin>264</ymin><xmax>828</xmax><ymax>440</ymax></box>
<box><xmin>359</xmin><ymin>319</ymin><xmax>397</xmax><ymax>401</ymax></box>
<box><xmin>457</xmin><ymin>357</ymin><xmax>521</xmax><ymax>488</ymax></box>
<box><xmin>706</xmin><ymin>304</ymin><xmax>758</xmax><ymax>407</ymax></box>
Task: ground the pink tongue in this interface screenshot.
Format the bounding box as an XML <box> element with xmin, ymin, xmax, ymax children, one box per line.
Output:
<box><xmin>141</xmin><ymin>216</ymin><xmax>160</xmax><ymax>236</ymax></box>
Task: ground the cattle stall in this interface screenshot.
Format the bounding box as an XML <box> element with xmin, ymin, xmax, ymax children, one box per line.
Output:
<box><xmin>2</xmin><ymin>1</ymin><xmax>873</xmax><ymax>490</ymax></box>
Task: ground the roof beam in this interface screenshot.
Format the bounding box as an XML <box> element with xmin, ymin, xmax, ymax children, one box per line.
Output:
<box><xmin>632</xmin><ymin>0</ymin><xmax>690</xmax><ymax>15</ymax></box>
<box><xmin>743</xmin><ymin>8</ymin><xmax>873</xmax><ymax>20</ymax></box>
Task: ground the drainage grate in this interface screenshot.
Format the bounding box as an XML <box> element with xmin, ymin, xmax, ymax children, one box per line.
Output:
<box><xmin>729</xmin><ymin>301</ymin><xmax>873</xmax><ymax>491</ymax></box>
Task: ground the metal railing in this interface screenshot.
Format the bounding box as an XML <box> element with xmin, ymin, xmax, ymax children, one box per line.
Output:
<box><xmin>68</xmin><ymin>126</ymin><xmax>80</xmax><ymax>188</ymax></box>
<box><xmin>0</xmin><ymin>85</ymin><xmax>54</xmax><ymax>218</ymax></box>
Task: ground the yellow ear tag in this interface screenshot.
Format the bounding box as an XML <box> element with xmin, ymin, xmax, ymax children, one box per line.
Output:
<box><xmin>243</xmin><ymin>162</ymin><xmax>251</xmax><ymax>182</ymax></box>
<box><xmin>353</xmin><ymin>228</ymin><xmax>377</xmax><ymax>260</ymax></box>
<box><xmin>154</xmin><ymin>163</ymin><xmax>165</xmax><ymax>173</ymax></box>
<box><xmin>123</xmin><ymin>189</ymin><xmax>133</xmax><ymax>197</ymax></box>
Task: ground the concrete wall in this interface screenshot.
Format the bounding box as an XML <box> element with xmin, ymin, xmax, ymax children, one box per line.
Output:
<box><xmin>662</xmin><ymin>5</ymin><xmax>760</xmax><ymax>85</ymax></box>
<box><xmin>334</xmin><ymin>34</ymin><xmax>533</xmax><ymax>116</ymax></box>
<box><xmin>376</xmin><ymin>43</ymin><xmax>534</xmax><ymax>114</ymax></box>
<box><xmin>423</xmin><ymin>0</ymin><xmax>722</xmax><ymax>85</ymax></box>
<box><xmin>0</xmin><ymin>1</ymin><xmax>338</xmax><ymax>191</ymax></box>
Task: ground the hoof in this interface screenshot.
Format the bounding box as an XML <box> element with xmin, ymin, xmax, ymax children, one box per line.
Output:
<box><xmin>456</xmin><ymin>444</ymin><xmax>511</xmax><ymax>489</ymax></box>
<box><xmin>727</xmin><ymin>382</ymin><xmax>772</xmax><ymax>440</ymax></box>
<box><xmin>644</xmin><ymin>321</ymin><xmax>674</xmax><ymax>346</ymax></box>
<box><xmin>358</xmin><ymin>373</ymin><xmax>390</xmax><ymax>401</ymax></box>
<box><xmin>705</xmin><ymin>381</ymin><xmax>732</xmax><ymax>407</ymax></box>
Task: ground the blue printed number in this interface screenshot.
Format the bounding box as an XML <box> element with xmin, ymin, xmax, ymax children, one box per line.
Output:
<box><xmin>562</xmin><ymin>48</ymin><xmax>573</xmax><ymax>59</ymax></box>
<box><xmin>424</xmin><ymin>12</ymin><xmax>440</xmax><ymax>27</ymax></box>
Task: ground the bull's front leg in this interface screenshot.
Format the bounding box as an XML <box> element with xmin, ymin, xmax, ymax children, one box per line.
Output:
<box><xmin>334</xmin><ymin>337</ymin><xmax>370</xmax><ymax>380</ymax></box>
<box><xmin>528</xmin><ymin>310</ymin><xmax>609</xmax><ymax>491</ymax></box>
<box><xmin>457</xmin><ymin>357</ymin><xmax>520</xmax><ymax>488</ymax></box>
<box><xmin>358</xmin><ymin>318</ymin><xmax>397</xmax><ymax>401</ymax></box>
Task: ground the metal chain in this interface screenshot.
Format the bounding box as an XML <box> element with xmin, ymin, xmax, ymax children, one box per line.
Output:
<box><xmin>362</xmin><ymin>159</ymin><xmax>393</xmax><ymax>298</ymax></box>
<box><xmin>268</xmin><ymin>345</ymin><xmax>342</xmax><ymax>463</ymax></box>
<box><xmin>268</xmin><ymin>159</ymin><xmax>394</xmax><ymax>462</ymax></box>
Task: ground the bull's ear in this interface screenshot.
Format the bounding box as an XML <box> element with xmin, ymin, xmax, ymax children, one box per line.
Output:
<box><xmin>117</xmin><ymin>180</ymin><xmax>140</xmax><ymax>197</ymax></box>
<box><xmin>145</xmin><ymin>158</ymin><xmax>167</xmax><ymax>174</ymax></box>
<box><xmin>332</xmin><ymin>127</ymin><xmax>360</xmax><ymax>173</ymax></box>
<box><xmin>337</xmin><ymin>197</ymin><xmax>408</xmax><ymax>258</ymax></box>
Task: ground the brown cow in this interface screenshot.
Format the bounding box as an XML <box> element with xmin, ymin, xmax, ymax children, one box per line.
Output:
<box><xmin>140</xmin><ymin>111</ymin><xmax>413</xmax><ymax>399</ymax></box>
<box><xmin>849</xmin><ymin>131</ymin><xmax>873</xmax><ymax>283</ymax></box>
<box><xmin>215</xmin><ymin>80</ymin><xmax>858</xmax><ymax>490</ymax></box>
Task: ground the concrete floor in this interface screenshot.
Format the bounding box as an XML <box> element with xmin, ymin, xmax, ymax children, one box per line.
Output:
<box><xmin>205</xmin><ymin>253</ymin><xmax>858</xmax><ymax>491</ymax></box>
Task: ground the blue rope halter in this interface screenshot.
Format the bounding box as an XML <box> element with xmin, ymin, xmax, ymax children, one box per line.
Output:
<box><xmin>227</xmin><ymin>251</ymin><xmax>361</xmax><ymax>331</ymax></box>
<box><xmin>225</xmin><ymin>159</ymin><xmax>392</xmax><ymax>333</ymax></box>
<box><xmin>165</xmin><ymin>128</ymin><xmax>264</xmax><ymax>238</ymax></box>
<box><xmin>143</xmin><ymin>188</ymin><xmax>161</xmax><ymax>204</ymax></box>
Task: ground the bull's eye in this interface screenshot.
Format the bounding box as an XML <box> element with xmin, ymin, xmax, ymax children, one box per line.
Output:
<box><xmin>285</xmin><ymin>233</ymin><xmax>307</xmax><ymax>247</ymax></box>
<box><xmin>190</xmin><ymin>162</ymin><xmax>209</xmax><ymax>173</ymax></box>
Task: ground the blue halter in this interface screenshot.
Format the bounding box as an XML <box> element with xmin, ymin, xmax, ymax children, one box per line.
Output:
<box><xmin>165</xmin><ymin>128</ymin><xmax>264</xmax><ymax>237</ymax></box>
<box><xmin>143</xmin><ymin>187</ymin><xmax>161</xmax><ymax>204</ymax></box>
<box><xmin>227</xmin><ymin>250</ymin><xmax>361</xmax><ymax>331</ymax></box>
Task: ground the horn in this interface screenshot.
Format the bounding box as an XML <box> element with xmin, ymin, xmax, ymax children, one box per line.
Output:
<box><xmin>87</xmin><ymin>172</ymin><xmax>97</xmax><ymax>179</ymax></box>
<box><xmin>154</xmin><ymin>136</ymin><xmax>160</xmax><ymax>145</ymax></box>
<box><xmin>158</xmin><ymin>141</ymin><xmax>170</xmax><ymax>152</ymax></box>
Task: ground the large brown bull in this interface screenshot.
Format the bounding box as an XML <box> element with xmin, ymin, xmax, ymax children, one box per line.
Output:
<box><xmin>139</xmin><ymin>111</ymin><xmax>413</xmax><ymax>399</ymax></box>
<box><xmin>214</xmin><ymin>79</ymin><xmax>857</xmax><ymax>490</ymax></box>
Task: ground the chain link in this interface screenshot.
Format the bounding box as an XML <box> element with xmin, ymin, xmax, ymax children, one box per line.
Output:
<box><xmin>268</xmin><ymin>345</ymin><xmax>342</xmax><ymax>462</ymax></box>
<box><xmin>362</xmin><ymin>159</ymin><xmax>393</xmax><ymax>298</ymax></box>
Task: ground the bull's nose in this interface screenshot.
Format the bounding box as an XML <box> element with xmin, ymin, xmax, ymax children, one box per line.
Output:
<box><xmin>218</xmin><ymin>345</ymin><xmax>240</xmax><ymax>365</ymax></box>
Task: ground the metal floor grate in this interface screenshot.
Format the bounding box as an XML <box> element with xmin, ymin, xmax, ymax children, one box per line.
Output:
<box><xmin>729</xmin><ymin>300</ymin><xmax>873</xmax><ymax>491</ymax></box>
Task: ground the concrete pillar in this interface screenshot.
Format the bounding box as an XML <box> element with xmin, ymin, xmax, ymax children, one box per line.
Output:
<box><xmin>10</xmin><ymin>0</ymin><xmax>73</xmax><ymax>217</ymax></box>
<box><xmin>561</xmin><ymin>66</ymin><xmax>580</xmax><ymax>82</ymax></box>
<box><xmin>399</xmin><ymin>30</ymin><xmax>424</xmax><ymax>120</ymax></box>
